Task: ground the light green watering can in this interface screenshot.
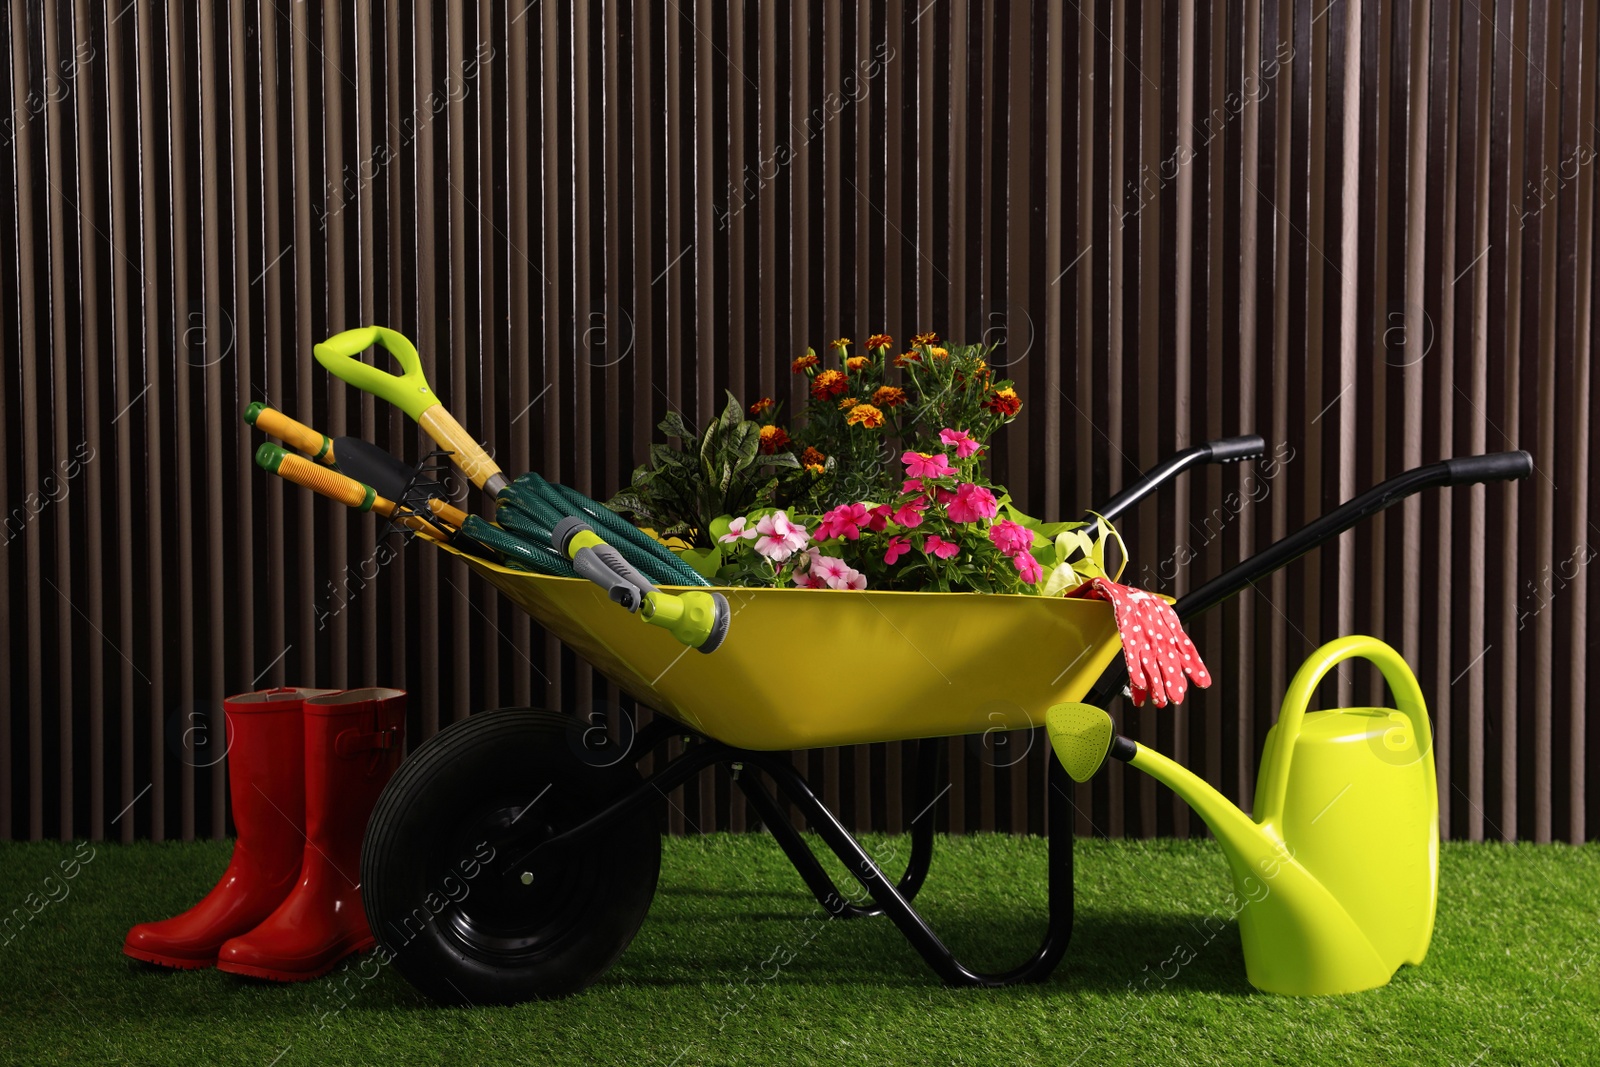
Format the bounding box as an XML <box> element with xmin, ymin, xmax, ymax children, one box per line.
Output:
<box><xmin>1048</xmin><ymin>635</ymin><xmax>1438</xmax><ymax>996</ymax></box>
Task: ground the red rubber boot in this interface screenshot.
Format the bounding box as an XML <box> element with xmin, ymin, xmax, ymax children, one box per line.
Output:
<box><xmin>218</xmin><ymin>688</ymin><xmax>405</xmax><ymax>981</ymax></box>
<box><xmin>124</xmin><ymin>687</ymin><xmax>334</xmax><ymax>969</ymax></box>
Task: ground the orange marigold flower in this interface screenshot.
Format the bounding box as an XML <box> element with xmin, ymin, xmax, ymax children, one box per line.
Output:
<box><xmin>801</xmin><ymin>446</ymin><xmax>827</xmax><ymax>466</ymax></box>
<box><xmin>838</xmin><ymin>395</ymin><xmax>859</xmax><ymax>410</ymax></box>
<box><xmin>811</xmin><ymin>368</ymin><xmax>848</xmax><ymax>399</ymax></box>
<box><xmin>829</xmin><ymin>337</ymin><xmax>852</xmax><ymax>351</ymax></box>
<box><xmin>865</xmin><ymin>333</ymin><xmax>893</xmax><ymax>350</ymax></box>
<box><xmin>930</xmin><ymin>346</ymin><xmax>950</xmax><ymax>360</ymax></box>
<box><xmin>845</xmin><ymin>355</ymin><xmax>869</xmax><ymax>371</ymax></box>
<box><xmin>910</xmin><ymin>331</ymin><xmax>940</xmax><ymax>347</ymax></box>
<box><xmin>749</xmin><ymin>396</ymin><xmax>775</xmax><ymax>415</ymax></box>
<box><xmin>758</xmin><ymin>424</ymin><xmax>792</xmax><ymax>454</ymax></box>
<box><xmin>792</xmin><ymin>352</ymin><xmax>819</xmax><ymax>373</ymax></box>
<box><xmin>984</xmin><ymin>386</ymin><xmax>1022</xmax><ymax>416</ymax></box>
<box><xmin>872</xmin><ymin>385</ymin><xmax>907</xmax><ymax>408</ymax></box>
<box><xmin>893</xmin><ymin>350</ymin><xmax>922</xmax><ymax>367</ymax></box>
<box><xmin>845</xmin><ymin>403</ymin><xmax>886</xmax><ymax>429</ymax></box>
<box><xmin>805</xmin><ymin>462</ymin><xmax>825</xmax><ymax>475</ymax></box>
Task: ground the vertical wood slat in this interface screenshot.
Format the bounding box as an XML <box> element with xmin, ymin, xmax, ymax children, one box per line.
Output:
<box><xmin>2</xmin><ymin>1</ymin><xmax>1596</xmax><ymax>844</ymax></box>
<box><xmin>135</xmin><ymin>0</ymin><xmax>166</xmax><ymax>843</ymax></box>
<box><xmin>0</xmin><ymin>0</ymin><xmax>10</xmax><ymax>847</ymax></box>
<box><xmin>73</xmin><ymin>0</ymin><xmax>109</xmax><ymax>843</ymax></box>
<box><xmin>41</xmin><ymin>0</ymin><xmax>74</xmax><ymax>842</ymax></box>
<box><xmin>10</xmin><ymin>0</ymin><xmax>45</xmax><ymax>842</ymax></box>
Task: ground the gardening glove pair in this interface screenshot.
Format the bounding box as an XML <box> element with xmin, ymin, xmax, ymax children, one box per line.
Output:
<box><xmin>1069</xmin><ymin>577</ymin><xmax>1210</xmax><ymax>707</ymax></box>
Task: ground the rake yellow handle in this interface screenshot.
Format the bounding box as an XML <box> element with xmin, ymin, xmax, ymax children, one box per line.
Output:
<box><xmin>243</xmin><ymin>402</ymin><xmax>337</xmax><ymax>465</ymax></box>
<box><xmin>255</xmin><ymin>444</ymin><xmax>447</xmax><ymax>539</ymax></box>
<box><xmin>427</xmin><ymin>497</ymin><xmax>471</xmax><ymax>529</ymax></box>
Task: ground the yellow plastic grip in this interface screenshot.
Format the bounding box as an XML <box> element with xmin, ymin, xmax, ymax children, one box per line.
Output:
<box><xmin>244</xmin><ymin>403</ymin><xmax>335</xmax><ymax>464</ymax></box>
<box><xmin>261</xmin><ymin>446</ymin><xmax>376</xmax><ymax>511</ymax></box>
<box><xmin>1255</xmin><ymin>635</ymin><xmax>1432</xmax><ymax>830</ymax></box>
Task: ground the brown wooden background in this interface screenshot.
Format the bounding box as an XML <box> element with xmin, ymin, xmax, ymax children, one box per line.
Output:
<box><xmin>2</xmin><ymin>1</ymin><xmax>1595</xmax><ymax>844</ymax></box>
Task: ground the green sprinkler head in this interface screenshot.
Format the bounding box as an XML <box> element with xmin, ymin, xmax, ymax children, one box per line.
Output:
<box><xmin>553</xmin><ymin>517</ymin><xmax>731</xmax><ymax>654</ymax></box>
<box><xmin>640</xmin><ymin>588</ymin><xmax>731</xmax><ymax>654</ymax></box>
<box><xmin>1046</xmin><ymin>703</ymin><xmax>1118</xmax><ymax>783</ymax></box>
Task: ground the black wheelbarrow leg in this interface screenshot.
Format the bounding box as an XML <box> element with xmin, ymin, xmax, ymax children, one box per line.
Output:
<box><xmin>737</xmin><ymin>770</ymin><xmax>883</xmax><ymax>919</ymax></box>
<box><xmin>745</xmin><ymin>749</ymin><xmax>1074</xmax><ymax>987</ymax></box>
<box><xmin>738</xmin><ymin>736</ymin><xmax>944</xmax><ymax>918</ymax></box>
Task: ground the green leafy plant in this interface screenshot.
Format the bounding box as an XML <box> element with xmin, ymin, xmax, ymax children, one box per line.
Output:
<box><xmin>605</xmin><ymin>392</ymin><xmax>801</xmax><ymax>549</ymax></box>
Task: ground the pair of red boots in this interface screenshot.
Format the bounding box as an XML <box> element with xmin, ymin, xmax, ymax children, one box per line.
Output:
<box><xmin>124</xmin><ymin>687</ymin><xmax>405</xmax><ymax>981</ymax></box>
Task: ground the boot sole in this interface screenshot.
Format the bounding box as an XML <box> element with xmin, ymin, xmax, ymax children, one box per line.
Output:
<box><xmin>124</xmin><ymin>945</ymin><xmax>217</xmax><ymax>970</ymax></box>
<box><xmin>216</xmin><ymin>936</ymin><xmax>376</xmax><ymax>983</ymax></box>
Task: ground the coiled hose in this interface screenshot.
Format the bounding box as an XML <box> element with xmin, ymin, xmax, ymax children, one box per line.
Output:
<box><xmin>469</xmin><ymin>471</ymin><xmax>711</xmax><ymax>587</ymax></box>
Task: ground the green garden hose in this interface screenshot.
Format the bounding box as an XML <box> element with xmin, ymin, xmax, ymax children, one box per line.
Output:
<box><xmin>492</xmin><ymin>472</ymin><xmax>711</xmax><ymax>588</ymax></box>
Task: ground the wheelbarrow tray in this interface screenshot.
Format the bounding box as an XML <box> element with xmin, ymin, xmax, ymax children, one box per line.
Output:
<box><xmin>436</xmin><ymin>539</ymin><xmax>1124</xmax><ymax>750</ymax></box>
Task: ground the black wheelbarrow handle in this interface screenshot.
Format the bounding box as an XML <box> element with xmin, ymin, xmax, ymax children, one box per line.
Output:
<box><xmin>1083</xmin><ymin>434</ymin><xmax>1268</xmax><ymax>529</ymax></box>
<box><xmin>1082</xmin><ymin>449</ymin><xmax>1534</xmax><ymax>708</ymax></box>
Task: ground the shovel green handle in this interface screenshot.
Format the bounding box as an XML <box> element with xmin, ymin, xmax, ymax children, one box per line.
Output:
<box><xmin>1254</xmin><ymin>635</ymin><xmax>1432</xmax><ymax>830</ymax></box>
<box><xmin>314</xmin><ymin>326</ymin><xmax>508</xmax><ymax>495</ymax></box>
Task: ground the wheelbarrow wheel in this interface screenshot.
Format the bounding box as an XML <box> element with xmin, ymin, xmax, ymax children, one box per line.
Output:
<box><xmin>360</xmin><ymin>707</ymin><xmax>661</xmax><ymax>1004</ymax></box>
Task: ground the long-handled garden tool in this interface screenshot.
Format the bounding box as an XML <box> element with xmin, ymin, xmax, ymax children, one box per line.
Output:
<box><xmin>308</xmin><ymin>326</ymin><xmax>730</xmax><ymax>652</ymax></box>
<box><xmin>245</xmin><ymin>402</ymin><xmax>469</xmax><ymax>531</ymax></box>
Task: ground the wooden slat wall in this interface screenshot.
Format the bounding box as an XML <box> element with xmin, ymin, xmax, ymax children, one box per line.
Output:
<box><xmin>2</xmin><ymin>0</ymin><xmax>1595</xmax><ymax>844</ymax></box>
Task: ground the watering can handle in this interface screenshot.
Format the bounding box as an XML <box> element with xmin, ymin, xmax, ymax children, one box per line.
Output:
<box><xmin>1254</xmin><ymin>635</ymin><xmax>1431</xmax><ymax>831</ymax></box>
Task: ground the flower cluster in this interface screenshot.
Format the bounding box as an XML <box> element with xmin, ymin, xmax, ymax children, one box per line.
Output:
<box><xmin>625</xmin><ymin>330</ymin><xmax>1122</xmax><ymax>598</ymax></box>
<box><xmin>714</xmin><ymin>425</ymin><xmax>1050</xmax><ymax>594</ymax></box>
<box><xmin>777</xmin><ymin>331</ymin><xmax>1025</xmax><ymax>511</ymax></box>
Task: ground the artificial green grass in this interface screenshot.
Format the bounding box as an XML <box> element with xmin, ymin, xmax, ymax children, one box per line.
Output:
<box><xmin>0</xmin><ymin>834</ymin><xmax>1593</xmax><ymax>1065</ymax></box>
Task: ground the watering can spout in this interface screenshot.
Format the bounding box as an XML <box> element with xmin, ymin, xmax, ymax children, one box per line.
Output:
<box><xmin>1123</xmin><ymin>742</ymin><xmax>1393</xmax><ymax>995</ymax></box>
<box><xmin>1046</xmin><ymin>635</ymin><xmax>1439</xmax><ymax>997</ymax></box>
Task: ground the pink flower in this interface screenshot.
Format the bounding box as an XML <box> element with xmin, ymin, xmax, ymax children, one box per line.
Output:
<box><xmin>946</xmin><ymin>483</ymin><xmax>999</xmax><ymax>523</ymax></box>
<box><xmin>1011</xmin><ymin>550</ymin><xmax>1044</xmax><ymax>584</ymax></box>
<box><xmin>934</xmin><ymin>487</ymin><xmax>958</xmax><ymax>506</ymax></box>
<box><xmin>902</xmin><ymin>451</ymin><xmax>953</xmax><ymax>480</ymax></box>
<box><xmin>884</xmin><ymin>535</ymin><xmax>912</xmax><ymax>564</ymax></box>
<box><xmin>922</xmin><ymin>534</ymin><xmax>961</xmax><ymax>560</ymax></box>
<box><xmin>901</xmin><ymin>478</ymin><xmax>924</xmax><ymax>494</ymax></box>
<box><xmin>790</xmin><ymin>548</ymin><xmax>827</xmax><ymax>587</ymax></box>
<box><xmin>754</xmin><ymin>510</ymin><xmax>809</xmax><ymax>562</ymax></box>
<box><xmin>815</xmin><ymin>502</ymin><xmax>871</xmax><ymax>542</ymax></box>
<box><xmin>809</xmin><ymin>553</ymin><xmax>868</xmax><ymax>590</ymax></box>
<box><xmin>939</xmin><ymin>427</ymin><xmax>981</xmax><ymax>458</ymax></box>
<box><xmin>718</xmin><ymin>516</ymin><xmax>758</xmax><ymax>544</ymax></box>
<box><xmin>891</xmin><ymin>496</ymin><xmax>927</xmax><ymax>528</ymax></box>
<box><xmin>988</xmin><ymin>519</ymin><xmax>1032</xmax><ymax>556</ymax></box>
<box><xmin>867</xmin><ymin>504</ymin><xmax>893</xmax><ymax>533</ymax></box>
<box><xmin>792</xmin><ymin>568</ymin><xmax>827</xmax><ymax>588</ymax></box>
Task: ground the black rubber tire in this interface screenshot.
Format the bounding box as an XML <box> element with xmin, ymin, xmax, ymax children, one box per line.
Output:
<box><xmin>361</xmin><ymin>707</ymin><xmax>661</xmax><ymax>1005</ymax></box>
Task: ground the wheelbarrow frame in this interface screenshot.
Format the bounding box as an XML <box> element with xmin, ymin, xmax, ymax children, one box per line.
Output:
<box><xmin>478</xmin><ymin>445</ymin><xmax>1530</xmax><ymax>988</ymax></box>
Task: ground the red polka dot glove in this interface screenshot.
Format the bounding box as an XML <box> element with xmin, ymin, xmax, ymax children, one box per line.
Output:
<box><xmin>1067</xmin><ymin>577</ymin><xmax>1211</xmax><ymax>707</ymax></box>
